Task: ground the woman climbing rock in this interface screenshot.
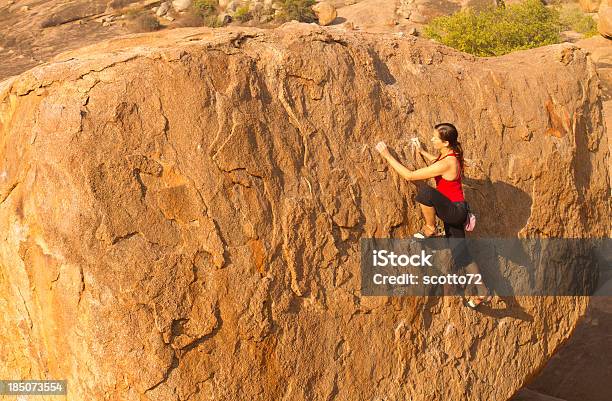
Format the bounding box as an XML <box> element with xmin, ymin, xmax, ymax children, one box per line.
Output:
<box><xmin>375</xmin><ymin>123</ymin><xmax>492</xmax><ymax>308</ymax></box>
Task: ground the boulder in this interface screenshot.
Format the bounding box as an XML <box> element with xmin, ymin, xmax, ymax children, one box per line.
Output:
<box><xmin>338</xmin><ymin>0</ymin><xmax>398</xmax><ymax>30</ymax></box>
<box><xmin>172</xmin><ymin>0</ymin><xmax>192</xmax><ymax>12</ymax></box>
<box><xmin>249</xmin><ymin>1</ymin><xmax>264</xmax><ymax>12</ymax></box>
<box><xmin>0</xmin><ymin>26</ymin><xmax>608</xmax><ymax>401</ymax></box>
<box><xmin>575</xmin><ymin>35</ymin><xmax>612</xmax><ymax>225</ymax></box>
<box><xmin>224</xmin><ymin>0</ymin><xmax>241</xmax><ymax>12</ymax></box>
<box><xmin>217</xmin><ymin>12</ymin><xmax>232</xmax><ymax>24</ymax></box>
<box><xmin>312</xmin><ymin>1</ymin><xmax>337</xmax><ymax>25</ymax></box>
<box><xmin>599</xmin><ymin>0</ymin><xmax>612</xmax><ymax>38</ymax></box>
<box><xmin>579</xmin><ymin>0</ymin><xmax>601</xmax><ymax>13</ymax></box>
<box><xmin>398</xmin><ymin>0</ymin><xmax>461</xmax><ymax>23</ymax></box>
<box><xmin>259</xmin><ymin>13</ymin><xmax>273</xmax><ymax>22</ymax></box>
<box><xmin>399</xmin><ymin>0</ymin><xmax>503</xmax><ymax>23</ymax></box>
<box><xmin>108</xmin><ymin>0</ymin><xmax>141</xmax><ymax>9</ymax></box>
<box><xmin>39</xmin><ymin>2</ymin><xmax>107</xmax><ymax>28</ymax></box>
<box><xmin>156</xmin><ymin>1</ymin><xmax>171</xmax><ymax>16</ymax></box>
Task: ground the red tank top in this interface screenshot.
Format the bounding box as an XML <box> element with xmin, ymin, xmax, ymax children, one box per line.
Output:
<box><xmin>434</xmin><ymin>152</ymin><xmax>465</xmax><ymax>202</ymax></box>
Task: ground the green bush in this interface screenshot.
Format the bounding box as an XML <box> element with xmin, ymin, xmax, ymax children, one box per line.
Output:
<box><xmin>276</xmin><ymin>0</ymin><xmax>317</xmax><ymax>23</ymax></box>
<box><xmin>192</xmin><ymin>0</ymin><xmax>226</xmax><ymax>27</ymax></box>
<box><xmin>424</xmin><ymin>0</ymin><xmax>561</xmax><ymax>56</ymax></box>
<box><xmin>234</xmin><ymin>5</ymin><xmax>252</xmax><ymax>22</ymax></box>
<box><xmin>558</xmin><ymin>4</ymin><xmax>599</xmax><ymax>37</ymax></box>
<box><xmin>193</xmin><ymin>0</ymin><xmax>218</xmax><ymax>17</ymax></box>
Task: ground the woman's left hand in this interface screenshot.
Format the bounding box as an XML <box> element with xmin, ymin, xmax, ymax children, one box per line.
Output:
<box><xmin>375</xmin><ymin>141</ymin><xmax>390</xmax><ymax>157</ymax></box>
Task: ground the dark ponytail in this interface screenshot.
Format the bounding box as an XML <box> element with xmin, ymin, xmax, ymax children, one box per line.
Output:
<box><xmin>434</xmin><ymin>123</ymin><xmax>464</xmax><ymax>171</ymax></box>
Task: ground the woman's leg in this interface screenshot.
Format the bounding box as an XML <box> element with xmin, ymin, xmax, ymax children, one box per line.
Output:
<box><xmin>449</xmin><ymin>239</ymin><xmax>491</xmax><ymax>304</ymax></box>
<box><xmin>465</xmin><ymin>261</ymin><xmax>489</xmax><ymax>297</ymax></box>
<box><xmin>419</xmin><ymin>204</ymin><xmax>436</xmax><ymax>235</ymax></box>
<box><xmin>449</xmin><ymin>237</ymin><xmax>491</xmax><ymax>303</ymax></box>
<box><xmin>415</xmin><ymin>185</ymin><xmax>466</xmax><ymax>226</ymax></box>
<box><xmin>444</xmin><ymin>222</ymin><xmax>465</xmax><ymax>238</ymax></box>
<box><xmin>415</xmin><ymin>186</ymin><xmax>492</xmax><ymax>304</ymax></box>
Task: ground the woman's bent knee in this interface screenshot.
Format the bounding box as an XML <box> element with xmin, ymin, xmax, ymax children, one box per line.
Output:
<box><xmin>415</xmin><ymin>185</ymin><xmax>435</xmax><ymax>206</ymax></box>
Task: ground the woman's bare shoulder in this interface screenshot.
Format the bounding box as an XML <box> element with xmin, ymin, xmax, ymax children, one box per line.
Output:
<box><xmin>431</xmin><ymin>157</ymin><xmax>453</xmax><ymax>168</ymax></box>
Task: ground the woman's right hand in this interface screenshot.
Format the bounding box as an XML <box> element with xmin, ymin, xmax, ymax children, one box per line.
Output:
<box><xmin>375</xmin><ymin>141</ymin><xmax>389</xmax><ymax>156</ymax></box>
<box><xmin>410</xmin><ymin>145</ymin><xmax>419</xmax><ymax>159</ymax></box>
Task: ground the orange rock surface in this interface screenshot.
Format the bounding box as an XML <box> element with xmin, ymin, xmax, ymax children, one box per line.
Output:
<box><xmin>0</xmin><ymin>25</ymin><xmax>609</xmax><ymax>401</ymax></box>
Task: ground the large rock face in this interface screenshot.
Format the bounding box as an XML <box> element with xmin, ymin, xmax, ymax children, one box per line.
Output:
<box><xmin>0</xmin><ymin>25</ymin><xmax>609</xmax><ymax>401</ymax></box>
<box><xmin>0</xmin><ymin>0</ymin><xmax>134</xmax><ymax>81</ymax></box>
<box><xmin>576</xmin><ymin>35</ymin><xmax>612</xmax><ymax>216</ymax></box>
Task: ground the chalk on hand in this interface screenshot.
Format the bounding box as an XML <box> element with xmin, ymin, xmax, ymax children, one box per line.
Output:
<box><xmin>375</xmin><ymin>141</ymin><xmax>387</xmax><ymax>154</ymax></box>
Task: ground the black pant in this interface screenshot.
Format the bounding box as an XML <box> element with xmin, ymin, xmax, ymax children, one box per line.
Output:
<box><xmin>414</xmin><ymin>185</ymin><xmax>468</xmax><ymax>238</ymax></box>
<box><xmin>415</xmin><ymin>185</ymin><xmax>472</xmax><ymax>271</ymax></box>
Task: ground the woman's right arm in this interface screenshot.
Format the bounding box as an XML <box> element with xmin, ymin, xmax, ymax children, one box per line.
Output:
<box><xmin>376</xmin><ymin>141</ymin><xmax>450</xmax><ymax>181</ymax></box>
<box><xmin>418</xmin><ymin>148</ymin><xmax>437</xmax><ymax>162</ymax></box>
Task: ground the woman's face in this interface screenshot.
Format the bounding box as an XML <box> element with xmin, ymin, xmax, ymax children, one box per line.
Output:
<box><xmin>431</xmin><ymin>129</ymin><xmax>449</xmax><ymax>150</ymax></box>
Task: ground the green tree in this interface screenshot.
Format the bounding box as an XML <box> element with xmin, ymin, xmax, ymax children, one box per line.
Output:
<box><xmin>424</xmin><ymin>0</ymin><xmax>561</xmax><ymax>57</ymax></box>
<box><xmin>193</xmin><ymin>0</ymin><xmax>217</xmax><ymax>17</ymax></box>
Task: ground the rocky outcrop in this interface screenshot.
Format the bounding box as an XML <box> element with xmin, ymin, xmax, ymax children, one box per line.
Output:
<box><xmin>579</xmin><ymin>0</ymin><xmax>601</xmax><ymax>13</ymax></box>
<box><xmin>312</xmin><ymin>1</ymin><xmax>338</xmax><ymax>25</ymax></box>
<box><xmin>576</xmin><ymin>35</ymin><xmax>612</xmax><ymax>212</ymax></box>
<box><xmin>0</xmin><ymin>0</ymin><xmax>135</xmax><ymax>81</ymax></box>
<box><xmin>511</xmin><ymin>293</ymin><xmax>612</xmax><ymax>401</ymax></box>
<box><xmin>339</xmin><ymin>0</ymin><xmax>404</xmax><ymax>31</ymax></box>
<box><xmin>398</xmin><ymin>0</ymin><xmax>496</xmax><ymax>24</ymax></box>
<box><xmin>0</xmin><ymin>25</ymin><xmax>609</xmax><ymax>401</ymax></box>
<box><xmin>399</xmin><ymin>0</ymin><xmax>461</xmax><ymax>23</ymax></box>
<box><xmin>599</xmin><ymin>0</ymin><xmax>612</xmax><ymax>38</ymax></box>
<box><xmin>172</xmin><ymin>0</ymin><xmax>192</xmax><ymax>12</ymax></box>
<box><xmin>157</xmin><ymin>2</ymin><xmax>172</xmax><ymax>17</ymax></box>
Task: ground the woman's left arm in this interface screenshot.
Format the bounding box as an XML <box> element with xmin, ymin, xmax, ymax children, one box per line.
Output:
<box><xmin>376</xmin><ymin>142</ymin><xmax>446</xmax><ymax>181</ymax></box>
